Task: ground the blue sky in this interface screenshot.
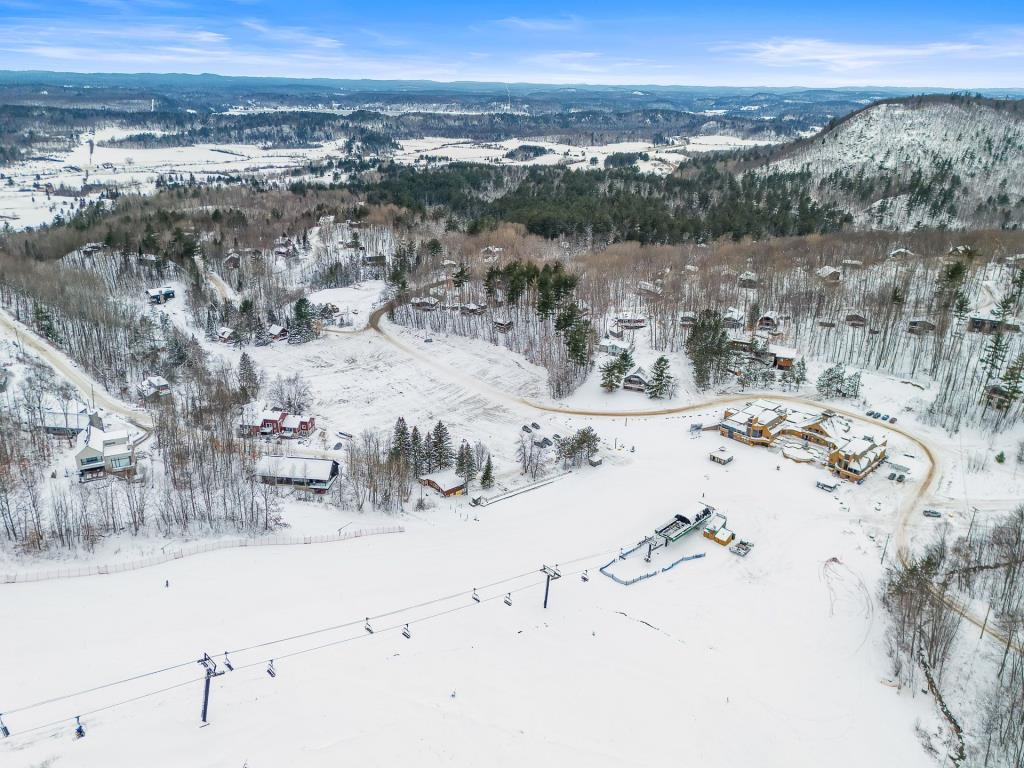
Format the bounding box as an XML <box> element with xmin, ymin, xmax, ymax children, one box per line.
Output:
<box><xmin>0</xmin><ymin>0</ymin><xmax>1021</xmax><ymax>87</ymax></box>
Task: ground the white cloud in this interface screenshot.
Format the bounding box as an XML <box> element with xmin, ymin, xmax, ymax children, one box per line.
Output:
<box><xmin>495</xmin><ymin>16</ymin><xmax>582</xmax><ymax>33</ymax></box>
<box><xmin>240</xmin><ymin>20</ymin><xmax>342</xmax><ymax>49</ymax></box>
<box><xmin>720</xmin><ymin>35</ymin><xmax>1024</xmax><ymax>72</ymax></box>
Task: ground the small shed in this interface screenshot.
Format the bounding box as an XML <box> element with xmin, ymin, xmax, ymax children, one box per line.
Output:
<box><xmin>737</xmin><ymin>271</ymin><xmax>759</xmax><ymax>289</ymax></box>
<box><xmin>709</xmin><ymin>448</ymin><xmax>734</xmax><ymax>465</ymax></box>
<box><xmin>845</xmin><ymin>312</ymin><xmax>868</xmax><ymax>328</ymax></box>
<box><xmin>217</xmin><ymin>327</ymin><xmax>235</xmax><ymax>343</ymax></box>
<box><xmin>493</xmin><ymin>318</ymin><xmax>514</xmax><ymax>333</ymax></box>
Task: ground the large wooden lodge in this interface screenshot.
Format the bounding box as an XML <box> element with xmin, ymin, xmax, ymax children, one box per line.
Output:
<box><xmin>719</xmin><ymin>399</ymin><xmax>887</xmax><ymax>481</ymax></box>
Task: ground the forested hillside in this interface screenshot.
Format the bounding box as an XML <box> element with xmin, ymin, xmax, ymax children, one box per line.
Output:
<box><xmin>766</xmin><ymin>96</ymin><xmax>1024</xmax><ymax>230</ymax></box>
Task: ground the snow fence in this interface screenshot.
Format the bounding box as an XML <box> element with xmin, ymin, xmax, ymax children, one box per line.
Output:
<box><xmin>2</xmin><ymin>526</ymin><xmax>404</xmax><ymax>584</ymax></box>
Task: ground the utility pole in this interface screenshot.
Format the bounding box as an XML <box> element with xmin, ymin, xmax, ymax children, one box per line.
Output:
<box><xmin>198</xmin><ymin>653</ymin><xmax>225</xmax><ymax>726</ymax></box>
<box><xmin>540</xmin><ymin>564</ymin><xmax>561</xmax><ymax>609</ymax></box>
<box><xmin>880</xmin><ymin>533</ymin><xmax>891</xmax><ymax>564</ymax></box>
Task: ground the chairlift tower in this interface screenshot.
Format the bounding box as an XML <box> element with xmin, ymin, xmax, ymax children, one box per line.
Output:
<box><xmin>198</xmin><ymin>653</ymin><xmax>226</xmax><ymax>725</ymax></box>
<box><xmin>539</xmin><ymin>564</ymin><xmax>561</xmax><ymax>609</ymax></box>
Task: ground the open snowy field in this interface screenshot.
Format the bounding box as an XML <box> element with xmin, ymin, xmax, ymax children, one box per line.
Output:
<box><xmin>393</xmin><ymin>134</ymin><xmax>776</xmax><ymax>175</ymax></box>
<box><xmin>1</xmin><ymin>399</ymin><xmax>939</xmax><ymax>768</ymax></box>
<box><xmin>0</xmin><ymin>127</ymin><xmax>354</xmax><ymax>230</ymax></box>
<box><xmin>2</xmin><ymin>271</ymin><xmax>1020</xmax><ymax>766</ymax></box>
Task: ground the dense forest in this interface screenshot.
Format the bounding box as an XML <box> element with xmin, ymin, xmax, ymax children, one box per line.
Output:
<box><xmin>354</xmin><ymin>160</ymin><xmax>852</xmax><ymax>243</ymax></box>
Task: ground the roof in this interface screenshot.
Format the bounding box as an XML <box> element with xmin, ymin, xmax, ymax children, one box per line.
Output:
<box><xmin>41</xmin><ymin>411</ymin><xmax>92</xmax><ymax>431</ymax></box>
<box><xmin>268</xmin><ymin>324</ymin><xmax>286</xmax><ymax>335</ymax></box>
<box><xmin>419</xmin><ymin>469</ymin><xmax>466</xmax><ymax>491</ymax></box>
<box><xmin>768</xmin><ymin>344</ymin><xmax>797</xmax><ymax>358</ymax></box>
<box><xmin>624</xmin><ymin>365</ymin><xmax>650</xmax><ymax>383</ymax></box>
<box><xmin>255</xmin><ymin>455</ymin><xmax>336</xmax><ymax>482</ymax></box>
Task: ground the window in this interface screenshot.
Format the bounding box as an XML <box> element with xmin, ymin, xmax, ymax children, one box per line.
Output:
<box><xmin>110</xmin><ymin>456</ymin><xmax>133</xmax><ymax>470</ymax></box>
<box><xmin>80</xmin><ymin>455</ymin><xmax>101</xmax><ymax>466</ymax></box>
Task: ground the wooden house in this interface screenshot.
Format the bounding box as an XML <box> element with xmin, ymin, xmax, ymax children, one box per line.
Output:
<box><xmin>768</xmin><ymin>345</ymin><xmax>797</xmax><ymax>369</ymax></box>
<box><xmin>737</xmin><ymin>271</ymin><xmax>759</xmax><ymax>289</ymax></box>
<box><xmin>137</xmin><ymin>375</ymin><xmax>171</xmax><ymax>401</ymax></box>
<box><xmin>908</xmin><ymin>319</ymin><xmax>937</xmax><ymax>335</ymax></box>
<box><xmin>76</xmin><ymin>428</ymin><xmax>136</xmax><ymax>482</ymax></box>
<box><xmin>968</xmin><ymin>313</ymin><xmax>1021</xmax><ymax>334</ymax></box>
<box><xmin>268</xmin><ymin>324</ymin><xmax>288</xmax><ymax>341</ymax></box>
<box><xmin>613</xmin><ymin>312</ymin><xmax>646</xmax><ymax>330</ymax></box>
<box><xmin>418</xmin><ymin>469</ymin><xmax>467</xmax><ymax>497</ymax></box>
<box><xmin>222</xmin><ymin>252</ymin><xmax>240</xmax><ymax>270</ymax></box>
<box><xmin>816</xmin><ymin>266</ymin><xmax>842</xmax><ymax>284</ymax></box>
<box><xmin>217</xmin><ymin>327</ymin><xmax>236</xmax><ymax>343</ymax></box>
<box><xmin>411</xmin><ymin>296</ymin><xmax>440</xmax><ymax>312</ymax></box>
<box><xmin>678</xmin><ymin>311</ymin><xmax>698</xmax><ymax>327</ymax></box>
<box><xmin>985</xmin><ymin>383</ymin><xmax>1013</xmax><ymax>411</ymax></box>
<box><xmin>240</xmin><ymin>407</ymin><xmax>288</xmax><ymax>437</ymax></box>
<box><xmin>845</xmin><ymin>312</ymin><xmax>868</xmax><ymax>328</ymax></box>
<box><xmin>622</xmin><ymin>366</ymin><xmax>651</xmax><ymax>393</ymax></box>
<box><xmin>598</xmin><ymin>337</ymin><xmax>631</xmax><ymax>356</ymax></box>
<box><xmin>146</xmin><ymin>286</ymin><xmax>175</xmax><ymax>304</ymax></box>
<box><xmin>255</xmin><ymin>456</ymin><xmax>339</xmax><ymax>494</ymax></box>
<box><xmin>281</xmin><ymin>414</ymin><xmax>316</xmax><ymax>438</ymax></box>
<box><xmin>493</xmin><ymin>317</ymin><xmax>514</xmax><ymax>333</ymax></box>
<box><xmin>722</xmin><ymin>307</ymin><xmax>745</xmax><ymax>329</ymax></box>
<box><xmin>756</xmin><ymin>312</ymin><xmax>780</xmax><ymax>332</ymax></box>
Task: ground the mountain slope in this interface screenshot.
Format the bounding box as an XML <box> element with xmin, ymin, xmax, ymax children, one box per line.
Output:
<box><xmin>764</xmin><ymin>96</ymin><xmax>1024</xmax><ymax>230</ymax></box>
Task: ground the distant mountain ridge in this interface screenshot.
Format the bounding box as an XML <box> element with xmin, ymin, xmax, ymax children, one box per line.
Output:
<box><xmin>763</xmin><ymin>95</ymin><xmax>1024</xmax><ymax>230</ymax></box>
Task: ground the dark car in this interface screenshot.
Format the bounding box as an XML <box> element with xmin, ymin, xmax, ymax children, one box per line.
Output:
<box><xmin>889</xmin><ymin>417</ymin><xmax>897</xmax><ymax>424</ymax></box>
<box><xmin>888</xmin><ymin>472</ymin><xmax>897</xmax><ymax>480</ymax></box>
<box><xmin>896</xmin><ymin>474</ymin><xmax>906</xmax><ymax>483</ymax></box>
<box><xmin>923</xmin><ymin>509</ymin><xmax>941</xmax><ymax>518</ymax></box>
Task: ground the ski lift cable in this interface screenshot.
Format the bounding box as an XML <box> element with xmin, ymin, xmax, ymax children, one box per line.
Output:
<box><xmin>5</xmin><ymin>567</ymin><xmax>597</xmax><ymax>741</ymax></box>
<box><xmin>1</xmin><ymin>659</ymin><xmax>205</xmax><ymax>717</ymax></box>
<box><xmin>1</xmin><ymin>549</ymin><xmax>618</xmax><ymax>722</ymax></box>
<box><xmin>229</xmin><ymin>578</ymin><xmax>550</xmax><ymax>673</ymax></box>
<box><xmin>3</xmin><ymin>676</ymin><xmax>204</xmax><ymax>741</ymax></box>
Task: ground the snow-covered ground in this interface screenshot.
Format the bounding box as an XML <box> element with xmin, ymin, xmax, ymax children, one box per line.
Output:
<box><xmin>393</xmin><ymin>135</ymin><xmax>776</xmax><ymax>176</ymax></box>
<box><xmin>2</xmin><ymin>271</ymin><xmax>1021</xmax><ymax>766</ymax></box>
<box><xmin>1</xmin><ymin>393</ymin><xmax>939</xmax><ymax>768</ymax></box>
<box><xmin>0</xmin><ymin>127</ymin><xmax>354</xmax><ymax>230</ymax></box>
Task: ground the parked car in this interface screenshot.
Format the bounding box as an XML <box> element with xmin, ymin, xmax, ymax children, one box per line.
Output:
<box><xmin>865</xmin><ymin>410</ymin><xmax>874</xmax><ymax>416</ymax></box>
<box><xmin>888</xmin><ymin>472</ymin><xmax>897</xmax><ymax>480</ymax></box>
<box><xmin>882</xmin><ymin>414</ymin><xmax>891</xmax><ymax>421</ymax></box>
<box><xmin>923</xmin><ymin>509</ymin><xmax>942</xmax><ymax>518</ymax></box>
<box><xmin>897</xmin><ymin>474</ymin><xmax>906</xmax><ymax>483</ymax></box>
<box><xmin>889</xmin><ymin>417</ymin><xmax>897</xmax><ymax>424</ymax></box>
<box><xmin>335</xmin><ymin>431</ymin><xmax>353</xmax><ymax>439</ymax></box>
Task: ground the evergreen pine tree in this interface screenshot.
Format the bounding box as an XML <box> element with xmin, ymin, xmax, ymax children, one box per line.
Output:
<box><xmin>600</xmin><ymin>360</ymin><xmax>623</xmax><ymax>392</ymax></box>
<box><xmin>1001</xmin><ymin>353</ymin><xmax>1024</xmax><ymax>405</ymax></box>
<box><xmin>792</xmin><ymin>358</ymin><xmax>808</xmax><ymax>389</ymax></box>
<box><xmin>410</xmin><ymin>426</ymin><xmax>423</xmax><ymax>476</ymax></box>
<box><xmin>646</xmin><ymin>356</ymin><xmax>674</xmax><ymax>399</ymax></box>
<box><xmin>616</xmin><ymin>348</ymin><xmax>635</xmax><ymax>372</ymax></box>
<box><xmin>252</xmin><ymin>316</ymin><xmax>270</xmax><ymax>347</ymax></box>
<box><xmin>981</xmin><ymin>332</ymin><xmax>1009</xmax><ymax>381</ymax></box>
<box><xmin>391</xmin><ymin>417</ymin><xmax>411</xmax><ymax>462</ymax></box>
<box><xmin>432</xmin><ymin>421</ymin><xmax>454</xmax><ymax>469</ymax></box>
<box><xmin>480</xmin><ymin>455</ymin><xmax>494</xmax><ymax>489</ymax></box>
<box><xmin>238</xmin><ymin>352</ymin><xmax>260</xmax><ymax>399</ymax></box>
<box><xmin>423</xmin><ymin>432</ymin><xmax>436</xmax><ymax>472</ymax></box>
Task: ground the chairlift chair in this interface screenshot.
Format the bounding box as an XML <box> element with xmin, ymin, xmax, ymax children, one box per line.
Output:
<box><xmin>266</xmin><ymin>660</ymin><xmax>276</xmax><ymax>678</ymax></box>
<box><xmin>0</xmin><ymin>714</ymin><xmax>9</xmax><ymax>738</ymax></box>
<box><xmin>471</xmin><ymin>589</ymin><xmax>481</xmax><ymax>603</ymax></box>
<box><xmin>402</xmin><ymin>624</ymin><xmax>412</xmax><ymax>639</ymax></box>
<box><xmin>504</xmin><ymin>593</ymin><xmax>512</xmax><ymax>606</ymax></box>
<box><xmin>223</xmin><ymin>652</ymin><xmax>234</xmax><ymax>672</ymax></box>
<box><xmin>581</xmin><ymin>570</ymin><xmax>589</xmax><ymax>582</ymax></box>
<box><xmin>364</xmin><ymin>618</ymin><xmax>374</xmax><ymax>634</ymax></box>
<box><xmin>74</xmin><ymin>716</ymin><xmax>85</xmax><ymax>739</ymax></box>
